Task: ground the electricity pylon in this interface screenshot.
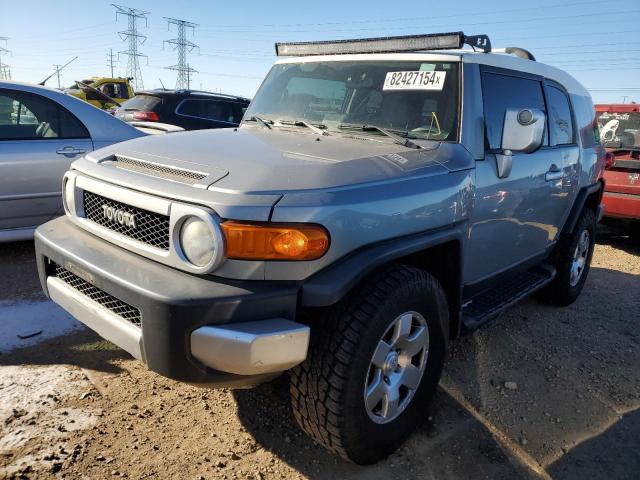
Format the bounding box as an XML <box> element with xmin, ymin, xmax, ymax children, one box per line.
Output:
<box><xmin>0</xmin><ymin>37</ymin><xmax>11</xmax><ymax>81</ymax></box>
<box><xmin>113</xmin><ymin>4</ymin><xmax>149</xmax><ymax>90</ymax></box>
<box><xmin>163</xmin><ymin>17</ymin><xmax>198</xmax><ymax>89</ymax></box>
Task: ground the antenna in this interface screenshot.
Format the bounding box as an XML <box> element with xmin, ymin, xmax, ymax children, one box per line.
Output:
<box><xmin>113</xmin><ymin>4</ymin><xmax>149</xmax><ymax>90</ymax></box>
<box><xmin>39</xmin><ymin>56</ymin><xmax>78</xmax><ymax>86</ymax></box>
<box><xmin>159</xmin><ymin>77</ymin><xmax>166</xmax><ymax>89</ymax></box>
<box><xmin>163</xmin><ymin>17</ymin><xmax>199</xmax><ymax>89</ymax></box>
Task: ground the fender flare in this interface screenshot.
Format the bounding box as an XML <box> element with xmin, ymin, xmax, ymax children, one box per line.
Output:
<box><xmin>300</xmin><ymin>227</ymin><xmax>464</xmax><ymax>307</ymax></box>
<box><xmin>561</xmin><ymin>181</ymin><xmax>604</xmax><ymax>235</ymax></box>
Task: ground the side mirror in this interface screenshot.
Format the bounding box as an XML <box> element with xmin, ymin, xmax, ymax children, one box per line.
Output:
<box><xmin>495</xmin><ymin>108</ymin><xmax>546</xmax><ymax>179</ymax></box>
<box><xmin>502</xmin><ymin>108</ymin><xmax>545</xmax><ymax>153</ymax></box>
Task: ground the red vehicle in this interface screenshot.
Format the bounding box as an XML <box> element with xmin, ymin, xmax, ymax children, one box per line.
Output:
<box><xmin>595</xmin><ymin>103</ymin><xmax>640</xmax><ymax>235</ymax></box>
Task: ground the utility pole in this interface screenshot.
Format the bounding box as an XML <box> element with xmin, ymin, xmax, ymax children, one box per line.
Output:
<box><xmin>0</xmin><ymin>37</ymin><xmax>11</xmax><ymax>81</ymax></box>
<box><xmin>53</xmin><ymin>64</ymin><xmax>62</xmax><ymax>88</ymax></box>
<box><xmin>113</xmin><ymin>4</ymin><xmax>149</xmax><ymax>90</ymax></box>
<box><xmin>163</xmin><ymin>17</ymin><xmax>198</xmax><ymax>89</ymax></box>
<box><xmin>622</xmin><ymin>95</ymin><xmax>628</xmax><ymax>104</ymax></box>
<box><xmin>107</xmin><ymin>49</ymin><xmax>116</xmax><ymax>78</ymax></box>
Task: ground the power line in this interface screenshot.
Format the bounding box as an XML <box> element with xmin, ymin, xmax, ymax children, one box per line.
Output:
<box><xmin>587</xmin><ymin>88</ymin><xmax>640</xmax><ymax>92</ymax></box>
<box><xmin>14</xmin><ymin>22</ymin><xmax>116</xmax><ymax>41</ymax></box>
<box><xmin>200</xmin><ymin>0</ymin><xmax>627</xmax><ymax>29</ymax></box>
<box><xmin>113</xmin><ymin>4</ymin><xmax>149</xmax><ymax>90</ymax></box>
<box><xmin>163</xmin><ymin>17</ymin><xmax>199</xmax><ymax>89</ymax></box>
<box><xmin>198</xmin><ymin>9</ymin><xmax>640</xmax><ymax>35</ymax></box>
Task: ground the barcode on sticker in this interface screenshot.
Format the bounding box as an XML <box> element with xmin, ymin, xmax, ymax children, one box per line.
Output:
<box><xmin>383</xmin><ymin>71</ymin><xmax>446</xmax><ymax>91</ymax></box>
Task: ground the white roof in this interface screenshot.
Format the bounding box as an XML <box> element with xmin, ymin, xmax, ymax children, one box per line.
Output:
<box><xmin>275</xmin><ymin>50</ymin><xmax>588</xmax><ymax>97</ymax></box>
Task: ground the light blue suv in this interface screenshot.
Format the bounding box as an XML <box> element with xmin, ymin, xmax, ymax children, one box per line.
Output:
<box><xmin>34</xmin><ymin>32</ymin><xmax>605</xmax><ymax>464</ymax></box>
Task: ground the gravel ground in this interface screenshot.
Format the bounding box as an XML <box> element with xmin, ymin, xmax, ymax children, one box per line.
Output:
<box><xmin>0</xmin><ymin>225</ymin><xmax>638</xmax><ymax>480</ymax></box>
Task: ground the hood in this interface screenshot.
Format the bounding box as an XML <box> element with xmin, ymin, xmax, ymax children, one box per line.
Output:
<box><xmin>87</xmin><ymin>125</ymin><xmax>473</xmax><ymax>194</ymax></box>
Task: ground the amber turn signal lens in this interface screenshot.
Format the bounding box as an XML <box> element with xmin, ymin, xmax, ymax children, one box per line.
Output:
<box><xmin>221</xmin><ymin>221</ymin><xmax>329</xmax><ymax>261</ymax></box>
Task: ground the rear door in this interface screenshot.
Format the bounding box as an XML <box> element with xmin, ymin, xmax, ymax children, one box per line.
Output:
<box><xmin>0</xmin><ymin>88</ymin><xmax>93</xmax><ymax>230</ymax></box>
<box><xmin>543</xmin><ymin>79</ymin><xmax>581</xmax><ymax>224</ymax></box>
<box><xmin>465</xmin><ymin>68</ymin><xmax>576</xmax><ymax>284</ymax></box>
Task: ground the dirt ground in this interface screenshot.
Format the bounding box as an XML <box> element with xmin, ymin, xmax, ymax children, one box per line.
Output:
<box><xmin>1</xmin><ymin>226</ymin><xmax>638</xmax><ymax>480</ymax></box>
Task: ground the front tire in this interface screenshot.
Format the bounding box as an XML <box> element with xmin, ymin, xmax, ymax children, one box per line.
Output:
<box><xmin>542</xmin><ymin>208</ymin><xmax>596</xmax><ymax>306</ymax></box>
<box><xmin>289</xmin><ymin>264</ymin><xmax>448</xmax><ymax>464</ymax></box>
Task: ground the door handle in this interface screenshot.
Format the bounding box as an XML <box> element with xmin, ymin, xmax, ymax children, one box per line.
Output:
<box><xmin>56</xmin><ymin>146</ymin><xmax>86</xmax><ymax>157</ymax></box>
<box><xmin>545</xmin><ymin>164</ymin><xmax>564</xmax><ymax>182</ymax></box>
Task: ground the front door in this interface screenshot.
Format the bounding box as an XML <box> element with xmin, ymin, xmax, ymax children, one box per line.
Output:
<box><xmin>464</xmin><ymin>68</ymin><xmax>578</xmax><ymax>285</ymax></box>
<box><xmin>0</xmin><ymin>88</ymin><xmax>93</xmax><ymax>231</ymax></box>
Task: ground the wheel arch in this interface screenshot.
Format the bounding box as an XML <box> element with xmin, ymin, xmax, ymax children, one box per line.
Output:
<box><xmin>562</xmin><ymin>180</ymin><xmax>604</xmax><ymax>235</ymax></box>
<box><xmin>392</xmin><ymin>240</ymin><xmax>462</xmax><ymax>341</ymax></box>
<box><xmin>300</xmin><ymin>228</ymin><xmax>464</xmax><ymax>341</ymax></box>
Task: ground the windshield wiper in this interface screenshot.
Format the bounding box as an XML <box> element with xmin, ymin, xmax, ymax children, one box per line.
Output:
<box><xmin>278</xmin><ymin>119</ymin><xmax>329</xmax><ymax>136</ymax></box>
<box><xmin>245</xmin><ymin>115</ymin><xmax>273</xmax><ymax>130</ymax></box>
<box><xmin>337</xmin><ymin>123</ymin><xmax>421</xmax><ymax>149</ymax></box>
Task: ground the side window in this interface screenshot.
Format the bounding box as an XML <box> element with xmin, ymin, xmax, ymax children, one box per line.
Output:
<box><xmin>176</xmin><ymin>99</ymin><xmax>201</xmax><ymax>117</ymax></box>
<box><xmin>546</xmin><ymin>85</ymin><xmax>574</xmax><ymax>145</ymax></box>
<box><xmin>574</xmin><ymin>96</ymin><xmax>600</xmax><ymax>148</ymax></box>
<box><xmin>115</xmin><ymin>83</ymin><xmax>130</xmax><ymax>99</ymax></box>
<box><xmin>481</xmin><ymin>71</ymin><xmax>548</xmax><ymax>150</ymax></box>
<box><xmin>99</xmin><ymin>83</ymin><xmax>117</xmax><ymax>98</ymax></box>
<box><xmin>59</xmin><ymin>108</ymin><xmax>89</xmax><ymax>138</ymax></box>
<box><xmin>0</xmin><ymin>89</ymin><xmax>88</xmax><ymax>140</ymax></box>
<box><xmin>204</xmin><ymin>100</ymin><xmax>231</xmax><ymax>122</ymax></box>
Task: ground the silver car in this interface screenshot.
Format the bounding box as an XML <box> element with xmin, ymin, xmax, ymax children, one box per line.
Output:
<box><xmin>0</xmin><ymin>82</ymin><xmax>145</xmax><ymax>242</ymax></box>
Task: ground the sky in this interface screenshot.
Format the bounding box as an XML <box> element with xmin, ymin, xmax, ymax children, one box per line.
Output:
<box><xmin>1</xmin><ymin>0</ymin><xmax>638</xmax><ymax>103</ymax></box>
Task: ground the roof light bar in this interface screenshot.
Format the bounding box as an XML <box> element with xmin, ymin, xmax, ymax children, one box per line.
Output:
<box><xmin>275</xmin><ymin>32</ymin><xmax>491</xmax><ymax>57</ymax></box>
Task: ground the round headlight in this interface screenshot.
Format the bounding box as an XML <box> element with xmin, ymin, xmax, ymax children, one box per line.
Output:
<box><xmin>179</xmin><ymin>217</ymin><xmax>216</xmax><ymax>267</ymax></box>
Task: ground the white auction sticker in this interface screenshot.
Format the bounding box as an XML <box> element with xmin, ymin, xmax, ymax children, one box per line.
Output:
<box><xmin>383</xmin><ymin>71</ymin><xmax>446</xmax><ymax>91</ymax></box>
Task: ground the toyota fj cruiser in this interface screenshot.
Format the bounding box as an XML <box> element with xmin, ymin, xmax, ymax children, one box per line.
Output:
<box><xmin>34</xmin><ymin>32</ymin><xmax>605</xmax><ymax>464</ymax></box>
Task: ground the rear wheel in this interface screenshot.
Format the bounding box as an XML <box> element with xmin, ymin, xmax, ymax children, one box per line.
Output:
<box><xmin>541</xmin><ymin>208</ymin><xmax>596</xmax><ymax>306</ymax></box>
<box><xmin>289</xmin><ymin>264</ymin><xmax>448</xmax><ymax>464</ymax></box>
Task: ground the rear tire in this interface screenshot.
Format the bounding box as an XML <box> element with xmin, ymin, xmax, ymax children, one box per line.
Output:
<box><xmin>541</xmin><ymin>208</ymin><xmax>596</xmax><ymax>306</ymax></box>
<box><xmin>289</xmin><ymin>264</ymin><xmax>448</xmax><ymax>464</ymax></box>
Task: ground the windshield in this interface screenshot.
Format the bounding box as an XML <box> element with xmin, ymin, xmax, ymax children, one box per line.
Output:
<box><xmin>596</xmin><ymin>111</ymin><xmax>640</xmax><ymax>149</ymax></box>
<box><xmin>245</xmin><ymin>60</ymin><xmax>459</xmax><ymax>141</ymax></box>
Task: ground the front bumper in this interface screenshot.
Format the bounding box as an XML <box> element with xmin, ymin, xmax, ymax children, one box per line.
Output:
<box><xmin>35</xmin><ymin>216</ymin><xmax>308</xmax><ymax>387</ymax></box>
<box><xmin>603</xmin><ymin>191</ymin><xmax>640</xmax><ymax>220</ymax></box>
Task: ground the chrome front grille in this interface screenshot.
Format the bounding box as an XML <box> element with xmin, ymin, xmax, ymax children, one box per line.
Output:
<box><xmin>53</xmin><ymin>262</ymin><xmax>141</xmax><ymax>327</ymax></box>
<box><xmin>83</xmin><ymin>190</ymin><xmax>170</xmax><ymax>250</ymax></box>
<box><xmin>113</xmin><ymin>155</ymin><xmax>207</xmax><ymax>185</ymax></box>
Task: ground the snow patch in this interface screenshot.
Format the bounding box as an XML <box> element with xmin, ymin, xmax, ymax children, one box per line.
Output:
<box><xmin>0</xmin><ymin>365</ymin><xmax>99</xmax><ymax>476</ymax></box>
<box><xmin>0</xmin><ymin>299</ymin><xmax>84</xmax><ymax>353</ymax></box>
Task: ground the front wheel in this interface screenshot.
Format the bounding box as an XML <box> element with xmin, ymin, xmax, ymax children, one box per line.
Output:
<box><xmin>541</xmin><ymin>208</ymin><xmax>596</xmax><ymax>306</ymax></box>
<box><xmin>289</xmin><ymin>264</ymin><xmax>448</xmax><ymax>464</ymax></box>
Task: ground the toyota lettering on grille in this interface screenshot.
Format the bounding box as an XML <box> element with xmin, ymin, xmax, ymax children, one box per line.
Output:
<box><xmin>102</xmin><ymin>205</ymin><xmax>137</xmax><ymax>229</ymax></box>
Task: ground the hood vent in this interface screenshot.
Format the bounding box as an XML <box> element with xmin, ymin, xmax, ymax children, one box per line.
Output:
<box><xmin>111</xmin><ymin>155</ymin><xmax>208</xmax><ymax>185</ymax></box>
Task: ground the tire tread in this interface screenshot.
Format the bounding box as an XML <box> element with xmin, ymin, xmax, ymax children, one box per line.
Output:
<box><xmin>290</xmin><ymin>264</ymin><xmax>446</xmax><ymax>461</ymax></box>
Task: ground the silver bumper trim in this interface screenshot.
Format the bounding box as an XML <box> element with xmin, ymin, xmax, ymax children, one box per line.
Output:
<box><xmin>190</xmin><ymin>319</ymin><xmax>310</xmax><ymax>375</ymax></box>
<box><xmin>47</xmin><ymin>276</ymin><xmax>144</xmax><ymax>361</ymax></box>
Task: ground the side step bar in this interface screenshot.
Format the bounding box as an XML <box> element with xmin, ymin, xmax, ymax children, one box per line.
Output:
<box><xmin>462</xmin><ymin>264</ymin><xmax>556</xmax><ymax>331</ymax></box>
